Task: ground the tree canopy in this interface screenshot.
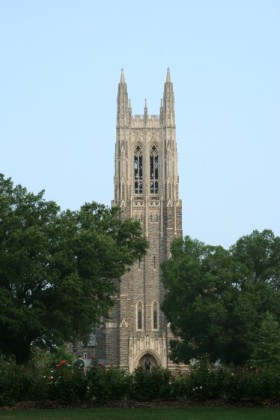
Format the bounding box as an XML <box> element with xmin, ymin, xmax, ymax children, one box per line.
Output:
<box><xmin>0</xmin><ymin>174</ymin><xmax>148</xmax><ymax>364</ymax></box>
<box><xmin>161</xmin><ymin>230</ymin><xmax>280</xmax><ymax>366</ymax></box>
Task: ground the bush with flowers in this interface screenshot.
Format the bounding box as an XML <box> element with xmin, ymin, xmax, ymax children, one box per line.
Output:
<box><xmin>0</xmin><ymin>351</ymin><xmax>280</xmax><ymax>406</ymax></box>
<box><xmin>47</xmin><ymin>358</ymin><xmax>87</xmax><ymax>403</ymax></box>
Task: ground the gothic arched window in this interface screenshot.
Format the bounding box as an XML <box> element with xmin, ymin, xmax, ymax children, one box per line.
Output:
<box><xmin>136</xmin><ymin>301</ymin><xmax>143</xmax><ymax>330</ymax></box>
<box><xmin>134</xmin><ymin>146</ymin><xmax>143</xmax><ymax>194</ymax></box>
<box><xmin>150</xmin><ymin>145</ymin><xmax>158</xmax><ymax>193</ymax></box>
<box><xmin>152</xmin><ymin>301</ymin><xmax>159</xmax><ymax>330</ymax></box>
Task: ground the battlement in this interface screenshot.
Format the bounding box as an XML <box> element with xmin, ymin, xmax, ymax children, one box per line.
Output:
<box><xmin>131</xmin><ymin>114</ymin><xmax>160</xmax><ymax>128</ymax></box>
<box><xmin>133</xmin><ymin>114</ymin><xmax>159</xmax><ymax>119</ymax></box>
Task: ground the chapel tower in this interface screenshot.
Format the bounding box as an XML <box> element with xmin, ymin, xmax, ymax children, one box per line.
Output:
<box><xmin>96</xmin><ymin>69</ymin><xmax>182</xmax><ymax>371</ymax></box>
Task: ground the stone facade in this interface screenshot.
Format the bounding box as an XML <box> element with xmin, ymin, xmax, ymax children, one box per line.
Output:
<box><xmin>79</xmin><ymin>70</ymin><xmax>182</xmax><ymax>371</ymax></box>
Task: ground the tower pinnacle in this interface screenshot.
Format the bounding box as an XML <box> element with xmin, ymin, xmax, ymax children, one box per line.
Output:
<box><xmin>162</xmin><ymin>68</ymin><xmax>175</xmax><ymax>126</ymax></box>
<box><xmin>120</xmin><ymin>68</ymin><xmax>125</xmax><ymax>83</ymax></box>
<box><xmin>166</xmin><ymin>67</ymin><xmax>171</xmax><ymax>82</ymax></box>
<box><xmin>117</xmin><ymin>68</ymin><xmax>130</xmax><ymax>126</ymax></box>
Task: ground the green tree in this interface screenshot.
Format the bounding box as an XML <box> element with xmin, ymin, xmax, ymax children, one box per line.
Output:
<box><xmin>231</xmin><ymin>229</ymin><xmax>280</xmax><ymax>289</ymax></box>
<box><xmin>161</xmin><ymin>231</ymin><xmax>280</xmax><ymax>366</ymax></box>
<box><xmin>250</xmin><ymin>312</ymin><xmax>280</xmax><ymax>369</ymax></box>
<box><xmin>0</xmin><ymin>174</ymin><xmax>148</xmax><ymax>364</ymax></box>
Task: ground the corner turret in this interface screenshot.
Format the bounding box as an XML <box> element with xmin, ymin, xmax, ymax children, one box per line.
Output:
<box><xmin>162</xmin><ymin>68</ymin><xmax>175</xmax><ymax>127</ymax></box>
<box><xmin>117</xmin><ymin>69</ymin><xmax>131</xmax><ymax>127</ymax></box>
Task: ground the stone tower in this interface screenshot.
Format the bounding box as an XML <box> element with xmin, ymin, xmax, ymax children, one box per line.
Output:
<box><xmin>95</xmin><ymin>69</ymin><xmax>182</xmax><ymax>371</ymax></box>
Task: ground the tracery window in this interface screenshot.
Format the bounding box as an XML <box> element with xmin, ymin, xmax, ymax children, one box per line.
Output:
<box><xmin>137</xmin><ymin>301</ymin><xmax>143</xmax><ymax>330</ymax></box>
<box><xmin>150</xmin><ymin>145</ymin><xmax>158</xmax><ymax>193</ymax></box>
<box><xmin>152</xmin><ymin>301</ymin><xmax>159</xmax><ymax>330</ymax></box>
<box><xmin>134</xmin><ymin>146</ymin><xmax>143</xmax><ymax>194</ymax></box>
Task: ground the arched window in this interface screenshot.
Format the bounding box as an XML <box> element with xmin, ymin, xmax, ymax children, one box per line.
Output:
<box><xmin>150</xmin><ymin>146</ymin><xmax>158</xmax><ymax>193</ymax></box>
<box><xmin>137</xmin><ymin>301</ymin><xmax>143</xmax><ymax>330</ymax></box>
<box><xmin>134</xmin><ymin>146</ymin><xmax>143</xmax><ymax>194</ymax></box>
<box><xmin>152</xmin><ymin>301</ymin><xmax>159</xmax><ymax>330</ymax></box>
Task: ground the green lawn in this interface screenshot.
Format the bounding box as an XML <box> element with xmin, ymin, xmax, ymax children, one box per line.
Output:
<box><xmin>0</xmin><ymin>408</ymin><xmax>279</xmax><ymax>420</ymax></box>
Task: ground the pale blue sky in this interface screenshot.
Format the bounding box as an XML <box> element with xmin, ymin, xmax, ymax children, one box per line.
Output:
<box><xmin>0</xmin><ymin>0</ymin><xmax>279</xmax><ymax>248</ymax></box>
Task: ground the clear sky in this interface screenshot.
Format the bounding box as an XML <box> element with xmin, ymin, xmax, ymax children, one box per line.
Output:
<box><xmin>0</xmin><ymin>0</ymin><xmax>279</xmax><ymax>249</ymax></box>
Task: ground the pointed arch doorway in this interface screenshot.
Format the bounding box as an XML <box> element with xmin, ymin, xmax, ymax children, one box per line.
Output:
<box><xmin>137</xmin><ymin>352</ymin><xmax>159</xmax><ymax>370</ymax></box>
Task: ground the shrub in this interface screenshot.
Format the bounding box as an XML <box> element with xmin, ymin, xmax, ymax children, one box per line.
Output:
<box><xmin>187</xmin><ymin>359</ymin><xmax>226</xmax><ymax>401</ymax></box>
<box><xmin>86</xmin><ymin>361</ymin><xmax>131</xmax><ymax>403</ymax></box>
<box><xmin>169</xmin><ymin>373</ymin><xmax>192</xmax><ymax>400</ymax></box>
<box><xmin>0</xmin><ymin>354</ymin><xmax>280</xmax><ymax>406</ymax></box>
<box><xmin>130</xmin><ymin>366</ymin><xmax>172</xmax><ymax>401</ymax></box>
<box><xmin>103</xmin><ymin>367</ymin><xmax>132</xmax><ymax>401</ymax></box>
<box><xmin>0</xmin><ymin>357</ymin><xmax>49</xmax><ymax>405</ymax></box>
<box><xmin>47</xmin><ymin>361</ymin><xmax>87</xmax><ymax>403</ymax></box>
<box><xmin>0</xmin><ymin>358</ymin><xmax>19</xmax><ymax>406</ymax></box>
<box><xmin>239</xmin><ymin>367</ymin><xmax>280</xmax><ymax>403</ymax></box>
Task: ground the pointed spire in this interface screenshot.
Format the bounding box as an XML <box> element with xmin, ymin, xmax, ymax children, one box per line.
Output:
<box><xmin>117</xmin><ymin>69</ymin><xmax>130</xmax><ymax>127</ymax></box>
<box><xmin>162</xmin><ymin>68</ymin><xmax>175</xmax><ymax>126</ymax></box>
<box><xmin>144</xmin><ymin>98</ymin><xmax>148</xmax><ymax>120</ymax></box>
<box><xmin>120</xmin><ymin>68</ymin><xmax>125</xmax><ymax>83</ymax></box>
<box><xmin>166</xmin><ymin>67</ymin><xmax>171</xmax><ymax>82</ymax></box>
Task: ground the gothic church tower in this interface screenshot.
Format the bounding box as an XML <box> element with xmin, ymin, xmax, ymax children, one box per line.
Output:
<box><xmin>96</xmin><ymin>69</ymin><xmax>182</xmax><ymax>371</ymax></box>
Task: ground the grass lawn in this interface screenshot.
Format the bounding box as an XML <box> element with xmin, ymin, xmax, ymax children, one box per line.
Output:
<box><xmin>0</xmin><ymin>408</ymin><xmax>279</xmax><ymax>420</ymax></box>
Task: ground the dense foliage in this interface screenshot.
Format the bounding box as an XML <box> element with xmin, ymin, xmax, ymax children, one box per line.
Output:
<box><xmin>161</xmin><ymin>230</ymin><xmax>280</xmax><ymax>366</ymax></box>
<box><xmin>0</xmin><ymin>355</ymin><xmax>279</xmax><ymax>406</ymax></box>
<box><xmin>0</xmin><ymin>174</ymin><xmax>148</xmax><ymax>364</ymax></box>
